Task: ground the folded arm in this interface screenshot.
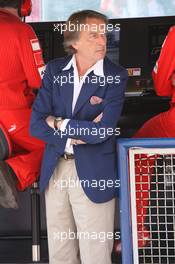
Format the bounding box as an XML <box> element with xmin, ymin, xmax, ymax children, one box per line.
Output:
<box><xmin>30</xmin><ymin>63</ymin><xmax>68</xmax><ymax>149</ymax></box>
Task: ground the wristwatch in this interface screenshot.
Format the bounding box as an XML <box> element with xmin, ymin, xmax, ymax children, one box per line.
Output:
<box><xmin>54</xmin><ymin>117</ymin><xmax>62</xmax><ymax>130</ymax></box>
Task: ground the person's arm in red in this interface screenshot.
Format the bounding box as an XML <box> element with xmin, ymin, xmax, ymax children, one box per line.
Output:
<box><xmin>19</xmin><ymin>23</ymin><xmax>45</xmax><ymax>89</ymax></box>
<box><xmin>152</xmin><ymin>26</ymin><xmax>175</xmax><ymax>97</ymax></box>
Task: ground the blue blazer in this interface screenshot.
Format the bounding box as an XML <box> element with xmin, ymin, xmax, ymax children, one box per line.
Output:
<box><xmin>30</xmin><ymin>56</ymin><xmax>128</xmax><ymax>203</ymax></box>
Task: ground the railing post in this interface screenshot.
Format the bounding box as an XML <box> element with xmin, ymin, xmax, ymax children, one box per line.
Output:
<box><xmin>31</xmin><ymin>181</ymin><xmax>41</xmax><ymax>262</ymax></box>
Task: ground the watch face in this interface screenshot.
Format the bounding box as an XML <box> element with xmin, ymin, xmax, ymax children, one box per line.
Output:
<box><xmin>54</xmin><ymin>117</ymin><xmax>62</xmax><ymax>130</ymax></box>
<box><xmin>56</xmin><ymin>117</ymin><xmax>62</xmax><ymax>121</ymax></box>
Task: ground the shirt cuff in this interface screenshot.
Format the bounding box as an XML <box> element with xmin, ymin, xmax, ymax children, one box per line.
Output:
<box><xmin>59</xmin><ymin>119</ymin><xmax>70</xmax><ymax>132</ymax></box>
<box><xmin>64</xmin><ymin>138</ymin><xmax>74</xmax><ymax>154</ymax></box>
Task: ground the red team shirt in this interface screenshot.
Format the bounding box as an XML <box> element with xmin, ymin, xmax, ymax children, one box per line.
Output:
<box><xmin>0</xmin><ymin>9</ymin><xmax>45</xmax><ymax>190</ymax></box>
<box><xmin>0</xmin><ymin>9</ymin><xmax>45</xmax><ymax>110</ymax></box>
<box><xmin>152</xmin><ymin>26</ymin><xmax>175</xmax><ymax>102</ymax></box>
<box><xmin>133</xmin><ymin>26</ymin><xmax>175</xmax><ymax>248</ymax></box>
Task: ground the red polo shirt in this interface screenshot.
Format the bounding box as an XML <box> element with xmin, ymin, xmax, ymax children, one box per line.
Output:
<box><xmin>152</xmin><ymin>26</ymin><xmax>175</xmax><ymax>103</ymax></box>
<box><xmin>0</xmin><ymin>9</ymin><xmax>44</xmax><ymax>110</ymax></box>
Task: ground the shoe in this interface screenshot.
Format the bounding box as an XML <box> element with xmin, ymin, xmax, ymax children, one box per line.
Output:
<box><xmin>114</xmin><ymin>239</ymin><xmax>121</xmax><ymax>255</ymax></box>
<box><xmin>0</xmin><ymin>161</ymin><xmax>19</xmax><ymax>209</ymax></box>
<box><xmin>0</xmin><ymin>123</ymin><xmax>12</xmax><ymax>160</ymax></box>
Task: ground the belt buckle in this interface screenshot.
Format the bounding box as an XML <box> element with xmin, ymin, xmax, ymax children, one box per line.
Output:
<box><xmin>64</xmin><ymin>153</ymin><xmax>68</xmax><ymax>160</ymax></box>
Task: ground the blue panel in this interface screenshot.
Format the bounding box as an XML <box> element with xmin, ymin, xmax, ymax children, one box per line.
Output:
<box><xmin>116</xmin><ymin>138</ymin><xmax>175</xmax><ymax>264</ymax></box>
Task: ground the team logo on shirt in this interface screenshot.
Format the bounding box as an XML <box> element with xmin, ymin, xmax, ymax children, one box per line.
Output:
<box><xmin>38</xmin><ymin>65</ymin><xmax>46</xmax><ymax>78</ymax></box>
<box><xmin>8</xmin><ymin>124</ymin><xmax>16</xmax><ymax>132</ymax></box>
<box><xmin>30</xmin><ymin>39</ymin><xmax>41</xmax><ymax>51</ymax></box>
<box><xmin>34</xmin><ymin>52</ymin><xmax>44</xmax><ymax>66</ymax></box>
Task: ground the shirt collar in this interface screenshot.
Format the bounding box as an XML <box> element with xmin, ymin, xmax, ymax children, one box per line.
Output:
<box><xmin>62</xmin><ymin>55</ymin><xmax>104</xmax><ymax>77</ymax></box>
<box><xmin>0</xmin><ymin>9</ymin><xmax>20</xmax><ymax>21</ymax></box>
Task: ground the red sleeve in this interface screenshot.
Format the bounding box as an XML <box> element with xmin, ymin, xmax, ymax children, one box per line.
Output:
<box><xmin>152</xmin><ymin>26</ymin><xmax>175</xmax><ymax>97</ymax></box>
<box><xmin>18</xmin><ymin>23</ymin><xmax>45</xmax><ymax>89</ymax></box>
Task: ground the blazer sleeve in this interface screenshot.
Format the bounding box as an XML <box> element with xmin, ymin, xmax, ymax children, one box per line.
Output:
<box><xmin>63</xmin><ymin>68</ymin><xmax>128</xmax><ymax>144</ymax></box>
<box><xmin>30</xmin><ymin>62</ymin><xmax>68</xmax><ymax>150</ymax></box>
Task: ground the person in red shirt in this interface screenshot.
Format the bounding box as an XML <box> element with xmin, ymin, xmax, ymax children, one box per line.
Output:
<box><xmin>115</xmin><ymin>26</ymin><xmax>175</xmax><ymax>253</ymax></box>
<box><xmin>132</xmin><ymin>26</ymin><xmax>175</xmax><ymax>248</ymax></box>
<box><xmin>135</xmin><ymin>26</ymin><xmax>175</xmax><ymax>139</ymax></box>
<box><xmin>0</xmin><ymin>0</ymin><xmax>45</xmax><ymax>209</ymax></box>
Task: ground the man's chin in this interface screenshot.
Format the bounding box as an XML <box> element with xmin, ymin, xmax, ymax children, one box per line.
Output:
<box><xmin>89</xmin><ymin>53</ymin><xmax>105</xmax><ymax>65</ymax></box>
<box><xmin>96</xmin><ymin>52</ymin><xmax>106</xmax><ymax>60</ymax></box>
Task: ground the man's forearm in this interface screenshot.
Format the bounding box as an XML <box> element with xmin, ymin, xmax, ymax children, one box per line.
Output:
<box><xmin>45</xmin><ymin>112</ymin><xmax>104</xmax><ymax>145</ymax></box>
<box><xmin>61</xmin><ymin>119</ymin><xmax>116</xmax><ymax>144</ymax></box>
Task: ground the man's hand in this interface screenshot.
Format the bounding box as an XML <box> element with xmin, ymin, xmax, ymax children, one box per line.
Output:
<box><xmin>45</xmin><ymin>116</ymin><xmax>63</xmax><ymax>129</ymax></box>
<box><xmin>45</xmin><ymin>115</ymin><xmax>55</xmax><ymax>129</ymax></box>
<box><xmin>46</xmin><ymin>112</ymin><xmax>103</xmax><ymax>143</ymax></box>
<box><xmin>70</xmin><ymin>139</ymin><xmax>86</xmax><ymax>145</ymax></box>
<box><xmin>70</xmin><ymin>112</ymin><xmax>103</xmax><ymax>145</ymax></box>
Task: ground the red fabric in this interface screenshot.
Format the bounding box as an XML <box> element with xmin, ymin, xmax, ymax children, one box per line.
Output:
<box><xmin>0</xmin><ymin>9</ymin><xmax>44</xmax><ymax>109</ymax></box>
<box><xmin>152</xmin><ymin>26</ymin><xmax>175</xmax><ymax>102</ymax></box>
<box><xmin>0</xmin><ymin>109</ymin><xmax>44</xmax><ymax>190</ymax></box>
<box><xmin>0</xmin><ymin>9</ymin><xmax>45</xmax><ymax>190</ymax></box>
<box><xmin>134</xmin><ymin>106</ymin><xmax>175</xmax><ymax>138</ymax></box>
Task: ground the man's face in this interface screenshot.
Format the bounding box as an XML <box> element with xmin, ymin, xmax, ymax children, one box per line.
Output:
<box><xmin>72</xmin><ymin>18</ymin><xmax>107</xmax><ymax>64</ymax></box>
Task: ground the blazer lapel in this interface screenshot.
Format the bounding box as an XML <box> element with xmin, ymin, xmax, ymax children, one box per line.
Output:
<box><xmin>58</xmin><ymin>69</ymin><xmax>74</xmax><ymax>118</ymax></box>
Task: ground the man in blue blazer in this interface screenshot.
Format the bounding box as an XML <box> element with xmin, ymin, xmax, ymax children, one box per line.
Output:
<box><xmin>30</xmin><ymin>9</ymin><xmax>128</xmax><ymax>264</ymax></box>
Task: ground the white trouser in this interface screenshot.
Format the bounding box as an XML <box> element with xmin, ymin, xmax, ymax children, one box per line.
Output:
<box><xmin>45</xmin><ymin>158</ymin><xmax>115</xmax><ymax>264</ymax></box>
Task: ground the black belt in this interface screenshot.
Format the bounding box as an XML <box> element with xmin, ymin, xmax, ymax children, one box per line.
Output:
<box><xmin>61</xmin><ymin>153</ymin><xmax>75</xmax><ymax>160</ymax></box>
